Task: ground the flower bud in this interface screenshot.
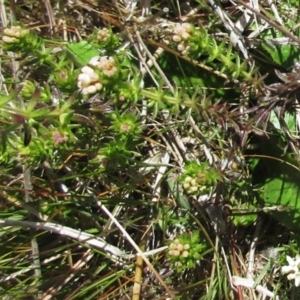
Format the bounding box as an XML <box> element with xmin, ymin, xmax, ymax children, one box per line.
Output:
<box><xmin>78</xmin><ymin>63</ymin><xmax>103</xmax><ymax>95</ymax></box>
<box><xmin>182</xmin><ymin>250</ymin><xmax>189</xmax><ymax>258</ymax></box>
<box><xmin>3</xmin><ymin>26</ymin><xmax>28</xmax><ymax>39</ymax></box>
<box><xmin>169</xmin><ymin>243</ymin><xmax>176</xmax><ymax>250</ymax></box>
<box><xmin>52</xmin><ymin>131</ymin><xmax>68</xmax><ymax>145</ymax></box>
<box><xmin>184</xmin><ymin>176</ymin><xmax>193</xmax><ymax>183</ymax></box>
<box><xmin>2</xmin><ymin>36</ymin><xmax>17</xmax><ymax>43</ymax></box>
<box><xmin>183</xmin><ymin>182</ymin><xmax>190</xmax><ymax>189</ymax></box>
<box><xmin>187</xmin><ymin>185</ymin><xmax>198</xmax><ymax>194</ymax></box>
<box><xmin>97</xmin><ymin>28</ymin><xmax>110</xmax><ymax>42</ymax></box>
<box><xmin>181</xmin><ymin>32</ymin><xmax>191</xmax><ymax>40</ymax></box>
<box><xmin>183</xmin><ymin>244</ymin><xmax>190</xmax><ymax>250</ymax></box>
<box><xmin>190</xmin><ymin>178</ymin><xmax>197</xmax><ymax>186</ymax></box>
<box><xmin>177</xmin><ymin>243</ymin><xmax>184</xmax><ymax>251</ymax></box>
<box><xmin>20</xmin><ymin>81</ymin><xmax>36</xmax><ymax>99</ymax></box>
<box><xmin>181</xmin><ymin>23</ymin><xmax>193</xmax><ymax>32</ymax></box>
<box><xmin>172</xmin><ymin>35</ymin><xmax>182</xmax><ymax>42</ymax></box>
<box><xmin>177</xmin><ymin>44</ymin><xmax>186</xmax><ymax>52</ymax></box>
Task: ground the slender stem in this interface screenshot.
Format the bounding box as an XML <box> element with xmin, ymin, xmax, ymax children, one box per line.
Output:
<box><xmin>23</xmin><ymin>166</ymin><xmax>42</xmax><ymax>297</ymax></box>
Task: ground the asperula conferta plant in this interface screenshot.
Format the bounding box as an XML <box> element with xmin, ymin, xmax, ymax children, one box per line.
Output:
<box><xmin>182</xmin><ymin>175</ymin><xmax>206</xmax><ymax>194</ymax></box>
<box><xmin>180</xmin><ymin>162</ymin><xmax>221</xmax><ymax>195</ymax></box>
<box><xmin>167</xmin><ymin>232</ymin><xmax>205</xmax><ymax>272</ymax></box>
<box><xmin>168</xmin><ymin>239</ymin><xmax>191</xmax><ymax>258</ymax></box>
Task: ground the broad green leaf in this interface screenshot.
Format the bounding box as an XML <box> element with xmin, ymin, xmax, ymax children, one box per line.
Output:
<box><xmin>254</xmin><ymin>134</ymin><xmax>300</xmax><ymax>230</ymax></box>
<box><xmin>66</xmin><ymin>41</ymin><xmax>99</xmax><ymax>67</ymax></box>
<box><xmin>263</xmin><ymin>173</ymin><xmax>300</xmax><ymax>230</ymax></box>
<box><xmin>270</xmin><ymin>111</ymin><xmax>296</xmax><ymax>134</ymax></box>
<box><xmin>261</xmin><ymin>43</ymin><xmax>300</xmax><ymax>68</ymax></box>
<box><xmin>167</xmin><ymin>173</ymin><xmax>191</xmax><ymax>210</ymax></box>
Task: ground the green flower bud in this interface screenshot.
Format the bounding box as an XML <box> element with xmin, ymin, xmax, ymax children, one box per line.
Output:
<box><xmin>20</xmin><ymin>81</ymin><xmax>36</xmax><ymax>99</ymax></box>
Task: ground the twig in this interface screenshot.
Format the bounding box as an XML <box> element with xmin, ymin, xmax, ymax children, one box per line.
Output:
<box><xmin>132</xmin><ymin>235</ymin><xmax>147</xmax><ymax>300</ymax></box>
<box><xmin>0</xmin><ymin>219</ymin><xmax>132</xmax><ymax>261</ymax></box>
<box><xmin>8</xmin><ymin>0</ymin><xmax>17</xmax><ymax>23</ymax></box>
<box><xmin>95</xmin><ymin>199</ymin><xmax>176</xmax><ymax>298</ymax></box>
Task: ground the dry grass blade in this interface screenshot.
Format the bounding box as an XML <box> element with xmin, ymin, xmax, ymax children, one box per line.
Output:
<box><xmin>40</xmin><ymin>249</ymin><xmax>94</xmax><ymax>299</ymax></box>
<box><xmin>23</xmin><ymin>166</ymin><xmax>42</xmax><ymax>297</ymax></box>
<box><xmin>235</xmin><ymin>0</ymin><xmax>300</xmax><ymax>45</ymax></box>
<box><xmin>0</xmin><ymin>219</ymin><xmax>132</xmax><ymax>261</ymax></box>
<box><xmin>42</xmin><ymin>0</ymin><xmax>56</xmax><ymax>32</ymax></box>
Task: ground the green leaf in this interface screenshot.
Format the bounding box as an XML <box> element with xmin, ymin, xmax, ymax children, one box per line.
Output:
<box><xmin>270</xmin><ymin>111</ymin><xmax>296</xmax><ymax>135</ymax></box>
<box><xmin>30</xmin><ymin>106</ymin><xmax>56</xmax><ymax>118</ymax></box>
<box><xmin>66</xmin><ymin>41</ymin><xmax>99</xmax><ymax>67</ymax></box>
<box><xmin>59</xmin><ymin>112</ymin><xmax>73</xmax><ymax>125</ymax></box>
<box><xmin>261</xmin><ymin>43</ymin><xmax>300</xmax><ymax>68</ymax></box>
<box><xmin>232</xmin><ymin>204</ymin><xmax>257</xmax><ymax>227</ymax></box>
<box><xmin>60</xmin><ymin>93</ymin><xmax>76</xmax><ymax>112</ymax></box>
<box><xmin>263</xmin><ymin>173</ymin><xmax>300</xmax><ymax>230</ymax></box>
<box><xmin>253</xmin><ymin>134</ymin><xmax>300</xmax><ymax>230</ymax></box>
<box><xmin>167</xmin><ymin>173</ymin><xmax>191</xmax><ymax>210</ymax></box>
<box><xmin>0</xmin><ymin>91</ymin><xmax>17</xmax><ymax>106</ymax></box>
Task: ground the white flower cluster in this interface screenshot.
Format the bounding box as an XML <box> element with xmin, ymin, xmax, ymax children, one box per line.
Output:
<box><xmin>77</xmin><ymin>56</ymin><xmax>118</xmax><ymax>95</ymax></box>
<box><xmin>169</xmin><ymin>239</ymin><xmax>190</xmax><ymax>258</ymax></box>
<box><xmin>172</xmin><ymin>23</ymin><xmax>193</xmax><ymax>54</ymax></box>
<box><xmin>183</xmin><ymin>176</ymin><xmax>205</xmax><ymax>194</ymax></box>
<box><xmin>282</xmin><ymin>255</ymin><xmax>300</xmax><ymax>287</ymax></box>
<box><xmin>77</xmin><ymin>65</ymin><xmax>102</xmax><ymax>95</ymax></box>
<box><xmin>2</xmin><ymin>26</ymin><xmax>28</xmax><ymax>43</ymax></box>
<box><xmin>97</xmin><ymin>28</ymin><xmax>110</xmax><ymax>42</ymax></box>
<box><xmin>90</xmin><ymin>56</ymin><xmax>118</xmax><ymax>78</ymax></box>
